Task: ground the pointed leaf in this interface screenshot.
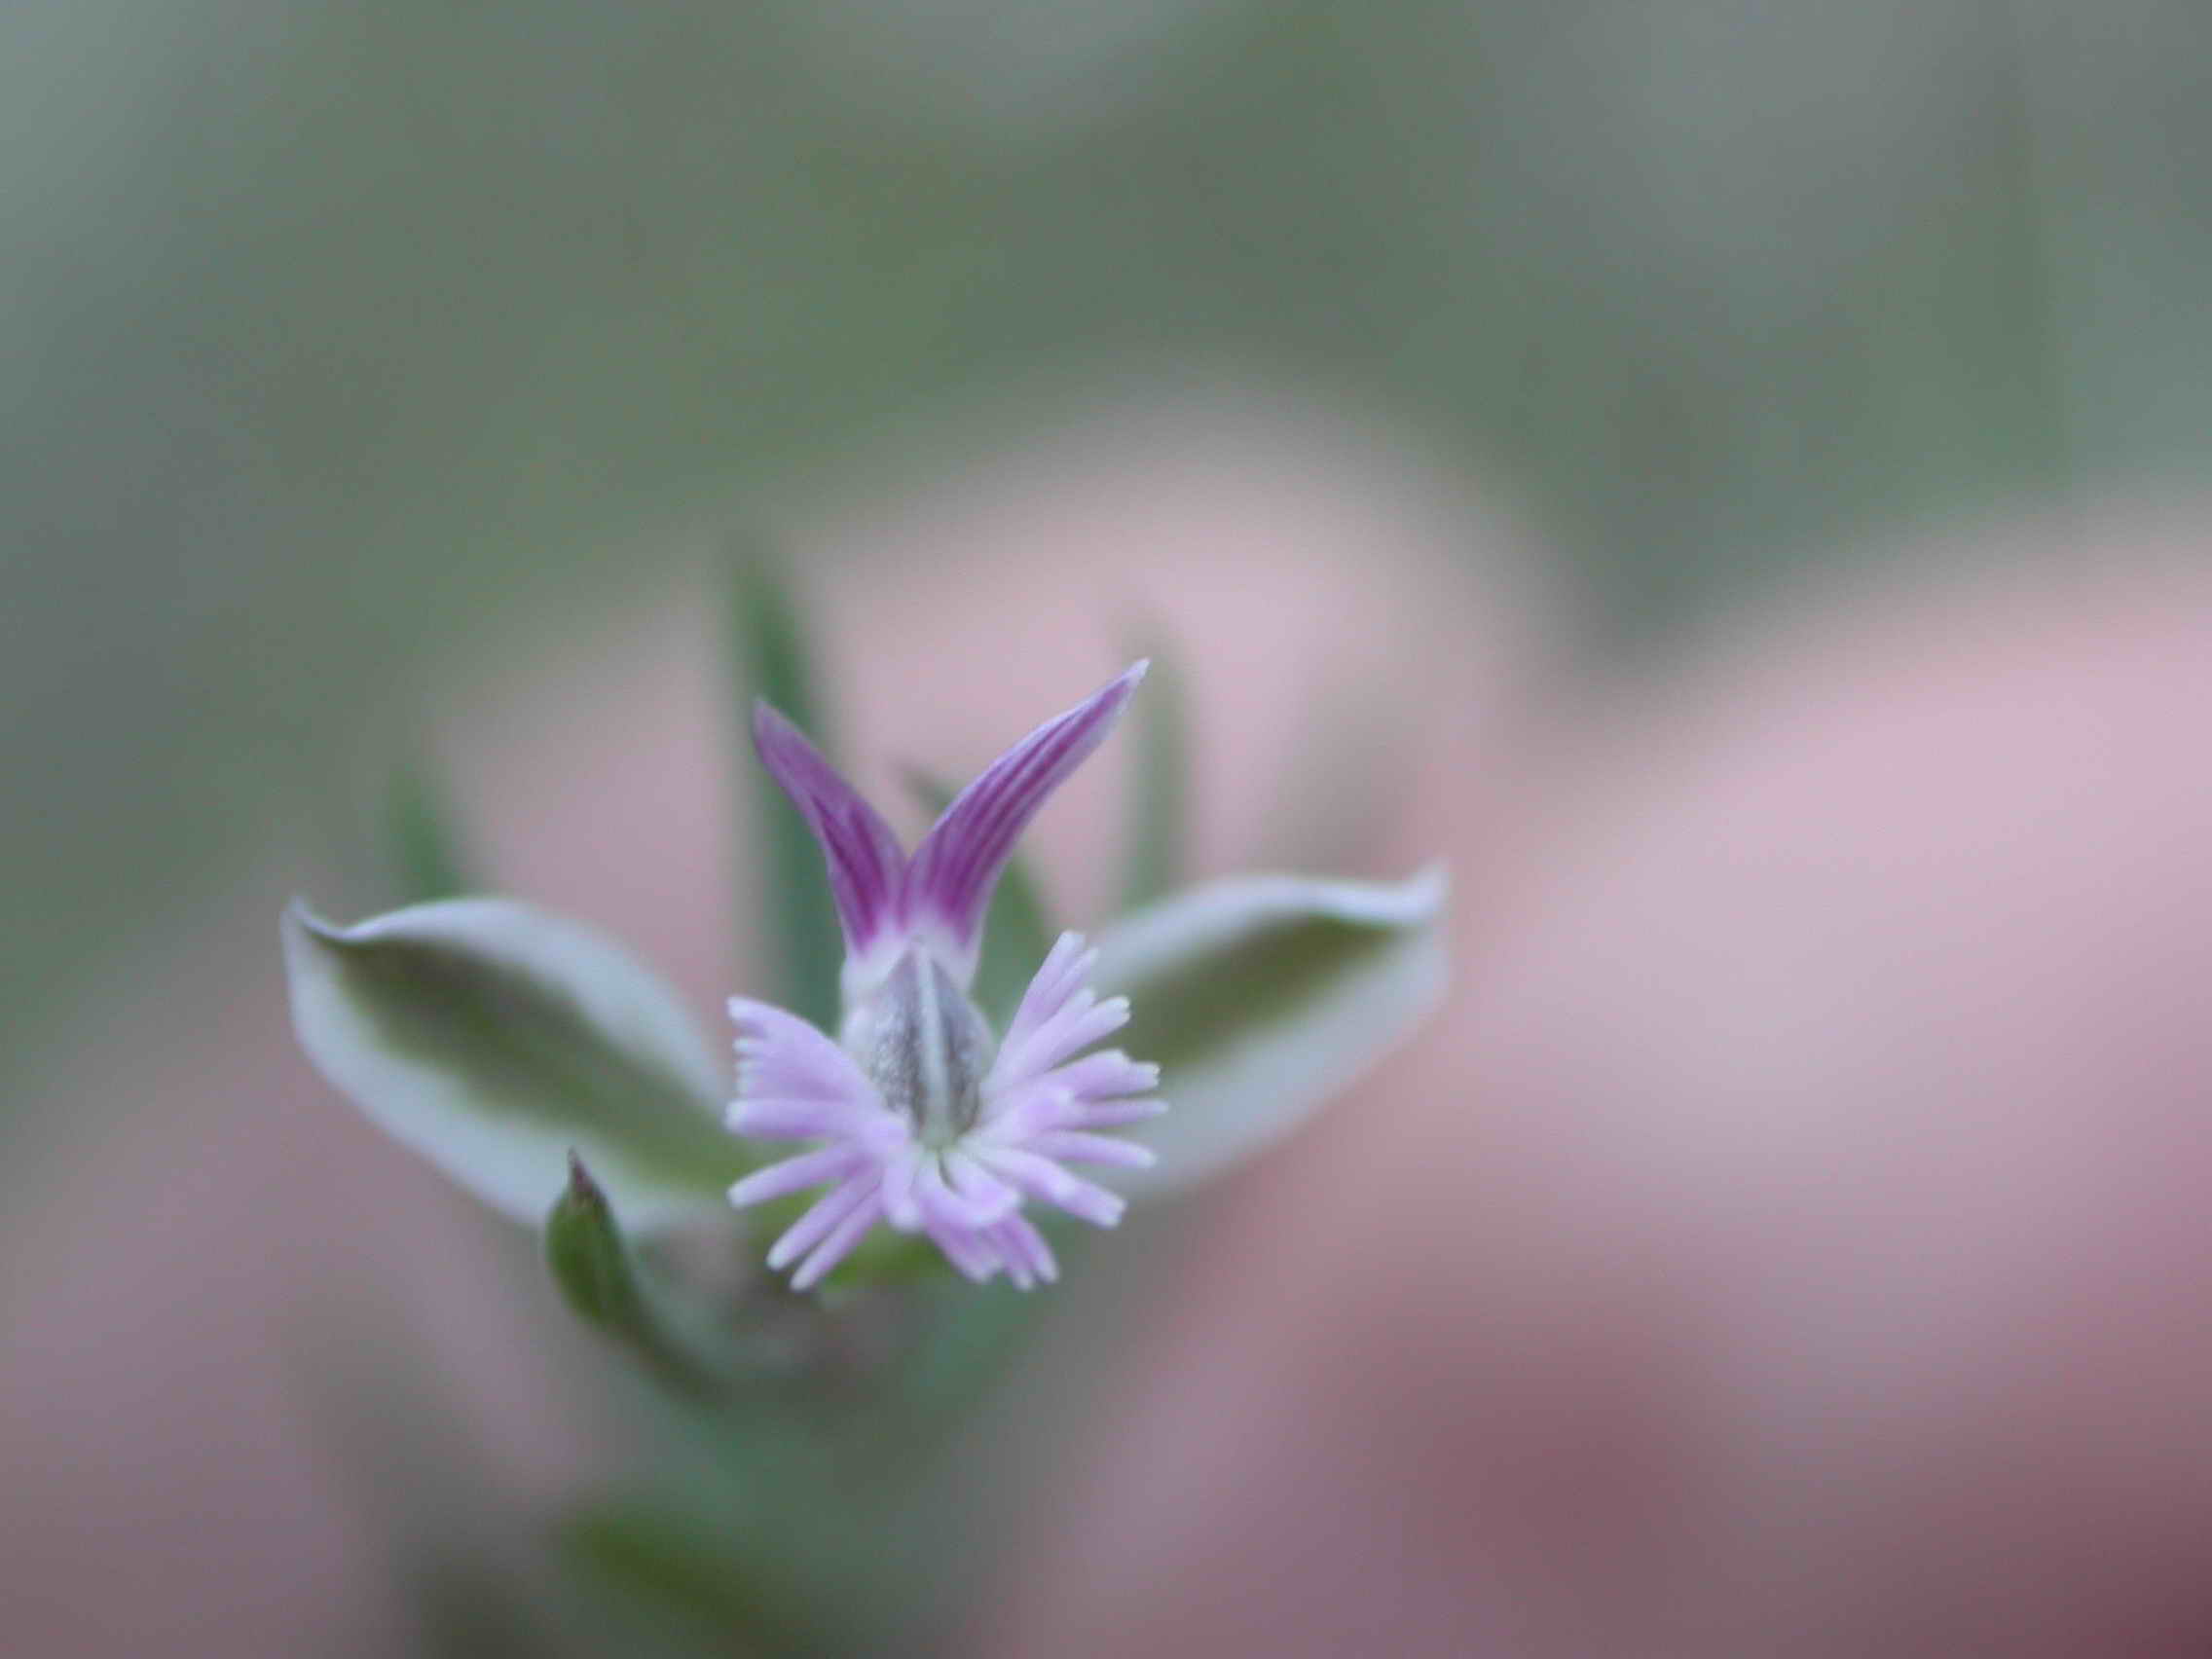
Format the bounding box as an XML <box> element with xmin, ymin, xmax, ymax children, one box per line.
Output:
<box><xmin>1119</xmin><ymin>639</ymin><xmax>1189</xmax><ymax>909</ymax></box>
<box><xmin>384</xmin><ymin>756</ymin><xmax>477</xmax><ymax>903</ymax></box>
<box><xmin>1092</xmin><ymin>867</ymin><xmax>1450</xmax><ymax>1198</ymax></box>
<box><xmin>727</xmin><ymin>548</ymin><xmax>845</xmax><ymax>1026</ymax></box>
<box><xmin>283</xmin><ymin>897</ymin><xmax>743</xmax><ymax>1229</ymax></box>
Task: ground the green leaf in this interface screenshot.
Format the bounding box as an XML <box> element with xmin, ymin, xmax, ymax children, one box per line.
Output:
<box><xmin>727</xmin><ymin>546</ymin><xmax>843</xmax><ymax>1028</ymax></box>
<box><xmin>898</xmin><ymin>768</ymin><xmax>1055</xmax><ymax>1024</ymax></box>
<box><xmin>282</xmin><ymin>897</ymin><xmax>743</xmax><ymax>1229</ymax></box>
<box><xmin>1093</xmin><ymin>867</ymin><xmax>1450</xmax><ymax>1198</ymax></box>
<box><xmin>1119</xmin><ymin>640</ymin><xmax>1189</xmax><ymax>909</ymax></box>
<box><xmin>384</xmin><ymin>756</ymin><xmax>476</xmax><ymax>903</ymax></box>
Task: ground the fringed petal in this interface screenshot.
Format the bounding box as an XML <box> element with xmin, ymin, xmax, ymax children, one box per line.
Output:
<box><xmin>977</xmin><ymin>1146</ymin><xmax>1127</xmax><ymax>1229</ymax></box>
<box><xmin>995</xmin><ymin>996</ymin><xmax>1130</xmax><ymax>1091</ymax></box>
<box><xmin>925</xmin><ymin>1216</ymin><xmax>1004</xmax><ymax>1282</ymax></box>
<box><xmin>792</xmin><ymin>1191</ymin><xmax>887</xmax><ymax>1290</ymax></box>
<box><xmin>727</xmin><ymin>997</ymin><xmax>889</xmax><ymax>1140</ymax></box>
<box><xmin>988</xmin><ymin>1213</ymin><xmax>1058</xmax><ymax>1288</ymax></box>
<box><xmin>726</xmin><ymin>1144</ymin><xmax>867</xmax><ymax>1209</ymax></box>
<box><xmin>1027</xmin><ymin>1129</ymin><xmax>1159</xmax><ymax>1170</ymax></box>
<box><xmin>1000</xmin><ymin>932</ymin><xmax>1097</xmax><ymax>1054</ymax></box>
<box><xmin>729</xmin><ymin>998</ymin><xmax>871</xmax><ymax>1102</ymax></box>
<box><xmin>879</xmin><ymin>1142</ymin><xmax>927</xmax><ymax>1231</ymax></box>
<box><xmin>1039</xmin><ymin>1049</ymin><xmax>1160</xmax><ymax>1100</ymax></box>
<box><xmin>766</xmin><ymin>1172</ymin><xmax>880</xmax><ymax>1271</ymax></box>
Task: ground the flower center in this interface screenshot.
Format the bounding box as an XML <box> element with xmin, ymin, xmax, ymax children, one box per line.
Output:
<box><xmin>844</xmin><ymin>950</ymin><xmax>993</xmax><ymax>1146</ymax></box>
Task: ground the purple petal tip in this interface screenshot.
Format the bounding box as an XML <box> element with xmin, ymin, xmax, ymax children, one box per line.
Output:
<box><xmin>902</xmin><ymin>664</ymin><xmax>1149</xmax><ymax>964</ymax></box>
<box><xmin>747</xmin><ymin>701</ymin><xmax>908</xmax><ymax>958</ymax></box>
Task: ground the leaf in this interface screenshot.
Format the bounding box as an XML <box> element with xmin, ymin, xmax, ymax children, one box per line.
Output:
<box><xmin>1119</xmin><ymin>638</ymin><xmax>1189</xmax><ymax>909</ymax></box>
<box><xmin>898</xmin><ymin>768</ymin><xmax>1054</xmax><ymax>1025</ymax></box>
<box><xmin>1092</xmin><ymin>867</ymin><xmax>1450</xmax><ymax>1198</ymax></box>
<box><xmin>282</xmin><ymin>897</ymin><xmax>743</xmax><ymax>1229</ymax></box>
<box><xmin>727</xmin><ymin>545</ymin><xmax>844</xmax><ymax>1028</ymax></box>
<box><xmin>383</xmin><ymin>756</ymin><xmax>477</xmax><ymax>903</ymax></box>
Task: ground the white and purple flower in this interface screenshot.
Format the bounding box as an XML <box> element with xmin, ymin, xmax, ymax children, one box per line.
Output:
<box><xmin>724</xmin><ymin>664</ymin><xmax>1164</xmax><ymax>1291</ymax></box>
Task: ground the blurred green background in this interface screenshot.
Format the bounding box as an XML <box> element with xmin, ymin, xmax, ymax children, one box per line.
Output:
<box><xmin>7</xmin><ymin>3</ymin><xmax>2212</xmax><ymax>1651</ymax></box>
<box><xmin>8</xmin><ymin>0</ymin><xmax>2209</xmax><ymax>1182</ymax></box>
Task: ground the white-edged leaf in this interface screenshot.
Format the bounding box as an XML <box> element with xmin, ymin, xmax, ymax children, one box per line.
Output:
<box><xmin>282</xmin><ymin>897</ymin><xmax>743</xmax><ymax>1229</ymax></box>
<box><xmin>1092</xmin><ymin>866</ymin><xmax>1450</xmax><ymax>1198</ymax></box>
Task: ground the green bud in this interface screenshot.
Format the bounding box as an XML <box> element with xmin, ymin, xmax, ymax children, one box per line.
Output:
<box><xmin>543</xmin><ymin>1153</ymin><xmax>755</xmax><ymax>1400</ymax></box>
<box><xmin>545</xmin><ymin>1151</ymin><xmax>643</xmax><ymax>1331</ymax></box>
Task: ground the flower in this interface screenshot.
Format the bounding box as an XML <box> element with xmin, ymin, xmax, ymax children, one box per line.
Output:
<box><xmin>724</xmin><ymin>663</ymin><xmax>1165</xmax><ymax>1290</ymax></box>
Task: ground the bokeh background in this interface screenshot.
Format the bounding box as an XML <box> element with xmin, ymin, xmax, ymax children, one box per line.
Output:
<box><xmin>7</xmin><ymin>2</ymin><xmax>2212</xmax><ymax>1654</ymax></box>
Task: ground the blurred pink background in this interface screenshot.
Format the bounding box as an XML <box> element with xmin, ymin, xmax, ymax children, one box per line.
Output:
<box><xmin>7</xmin><ymin>392</ymin><xmax>2212</xmax><ymax>1656</ymax></box>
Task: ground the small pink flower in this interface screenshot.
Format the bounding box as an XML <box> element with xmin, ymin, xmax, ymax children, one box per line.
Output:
<box><xmin>725</xmin><ymin>665</ymin><xmax>1163</xmax><ymax>1290</ymax></box>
